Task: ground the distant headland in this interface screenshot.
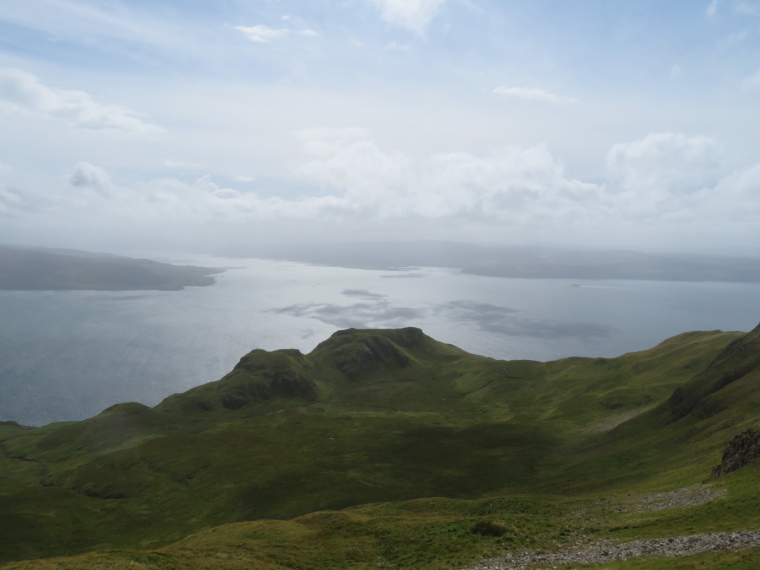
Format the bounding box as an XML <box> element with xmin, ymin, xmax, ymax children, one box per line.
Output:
<box><xmin>0</xmin><ymin>245</ymin><xmax>223</xmax><ymax>291</ymax></box>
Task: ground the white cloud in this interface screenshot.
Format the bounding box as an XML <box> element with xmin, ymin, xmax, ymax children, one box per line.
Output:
<box><xmin>7</xmin><ymin>132</ymin><xmax>760</xmax><ymax>251</ymax></box>
<box><xmin>707</xmin><ymin>0</ymin><xmax>720</xmax><ymax>17</ymax></box>
<box><xmin>606</xmin><ymin>133</ymin><xmax>724</xmax><ymax>196</ymax></box>
<box><xmin>194</xmin><ymin>175</ymin><xmax>242</xmax><ymax>199</ymax></box>
<box><xmin>493</xmin><ymin>86</ymin><xmax>578</xmax><ymax>105</ymax></box>
<box><xmin>235</xmin><ymin>25</ymin><xmax>289</xmax><ymax>43</ymax></box>
<box><xmin>235</xmin><ymin>25</ymin><xmax>318</xmax><ymax>43</ymax></box>
<box><xmin>0</xmin><ymin>69</ymin><xmax>163</xmax><ymax>135</ymax></box>
<box><xmin>368</xmin><ymin>0</ymin><xmax>446</xmax><ymax>34</ymax></box>
<box><xmin>297</xmin><ymin>131</ymin><xmax>602</xmax><ymax>220</ymax></box>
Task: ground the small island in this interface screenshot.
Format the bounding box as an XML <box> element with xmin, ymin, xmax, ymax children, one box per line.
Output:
<box><xmin>0</xmin><ymin>246</ymin><xmax>223</xmax><ymax>291</ymax></box>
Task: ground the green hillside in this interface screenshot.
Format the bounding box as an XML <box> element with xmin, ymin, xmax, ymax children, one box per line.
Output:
<box><xmin>1</xmin><ymin>325</ymin><xmax>759</xmax><ymax>569</ymax></box>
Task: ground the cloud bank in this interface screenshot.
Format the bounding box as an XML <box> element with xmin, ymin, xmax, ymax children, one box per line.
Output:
<box><xmin>2</xmin><ymin>130</ymin><xmax>759</xmax><ymax>252</ymax></box>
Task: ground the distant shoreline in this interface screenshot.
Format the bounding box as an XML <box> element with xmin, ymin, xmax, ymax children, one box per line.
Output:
<box><xmin>0</xmin><ymin>246</ymin><xmax>224</xmax><ymax>291</ymax></box>
<box><xmin>220</xmin><ymin>239</ymin><xmax>760</xmax><ymax>283</ymax></box>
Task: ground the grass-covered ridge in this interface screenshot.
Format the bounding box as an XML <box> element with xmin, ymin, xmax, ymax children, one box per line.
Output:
<box><xmin>1</xmin><ymin>325</ymin><xmax>759</xmax><ymax>569</ymax></box>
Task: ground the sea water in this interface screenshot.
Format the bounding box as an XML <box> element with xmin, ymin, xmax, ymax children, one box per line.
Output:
<box><xmin>1</xmin><ymin>256</ymin><xmax>758</xmax><ymax>425</ymax></box>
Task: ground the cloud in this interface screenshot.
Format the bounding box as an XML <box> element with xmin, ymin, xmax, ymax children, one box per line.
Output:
<box><xmin>8</xmin><ymin>130</ymin><xmax>760</xmax><ymax>252</ymax></box>
<box><xmin>493</xmin><ymin>86</ymin><xmax>578</xmax><ymax>105</ymax></box>
<box><xmin>707</xmin><ymin>0</ymin><xmax>720</xmax><ymax>17</ymax></box>
<box><xmin>297</xmin><ymin>130</ymin><xmax>602</xmax><ymax>222</ymax></box>
<box><xmin>606</xmin><ymin>133</ymin><xmax>724</xmax><ymax>196</ymax></box>
<box><xmin>368</xmin><ymin>0</ymin><xmax>446</xmax><ymax>34</ymax></box>
<box><xmin>235</xmin><ymin>25</ymin><xmax>318</xmax><ymax>43</ymax></box>
<box><xmin>69</xmin><ymin>162</ymin><xmax>115</xmax><ymax>197</ymax></box>
<box><xmin>193</xmin><ymin>175</ymin><xmax>242</xmax><ymax>199</ymax></box>
<box><xmin>0</xmin><ymin>69</ymin><xmax>163</xmax><ymax>135</ymax></box>
<box><xmin>0</xmin><ymin>187</ymin><xmax>22</xmax><ymax>214</ymax></box>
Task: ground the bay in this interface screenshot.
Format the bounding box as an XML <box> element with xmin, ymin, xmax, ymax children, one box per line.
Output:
<box><xmin>1</xmin><ymin>256</ymin><xmax>758</xmax><ymax>426</ymax></box>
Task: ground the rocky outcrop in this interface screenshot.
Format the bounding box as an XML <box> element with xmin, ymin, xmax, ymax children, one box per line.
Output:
<box><xmin>464</xmin><ymin>530</ymin><xmax>760</xmax><ymax>569</ymax></box>
<box><xmin>711</xmin><ymin>427</ymin><xmax>760</xmax><ymax>478</ymax></box>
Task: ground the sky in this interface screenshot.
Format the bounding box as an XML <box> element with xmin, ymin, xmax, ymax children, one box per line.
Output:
<box><xmin>1</xmin><ymin>0</ymin><xmax>760</xmax><ymax>255</ymax></box>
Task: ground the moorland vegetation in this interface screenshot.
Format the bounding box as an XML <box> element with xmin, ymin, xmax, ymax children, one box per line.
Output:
<box><xmin>1</xmin><ymin>324</ymin><xmax>760</xmax><ymax>568</ymax></box>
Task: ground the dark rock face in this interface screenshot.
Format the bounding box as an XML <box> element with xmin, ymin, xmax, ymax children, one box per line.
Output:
<box><xmin>711</xmin><ymin>428</ymin><xmax>760</xmax><ymax>478</ymax></box>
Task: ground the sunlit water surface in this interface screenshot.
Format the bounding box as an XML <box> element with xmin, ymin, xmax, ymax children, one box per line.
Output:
<box><xmin>1</xmin><ymin>256</ymin><xmax>758</xmax><ymax>425</ymax></box>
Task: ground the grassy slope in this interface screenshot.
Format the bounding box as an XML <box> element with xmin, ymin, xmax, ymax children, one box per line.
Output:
<box><xmin>1</xmin><ymin>326</ymin><xmax>758</xmax><ymax>569</ymax></box>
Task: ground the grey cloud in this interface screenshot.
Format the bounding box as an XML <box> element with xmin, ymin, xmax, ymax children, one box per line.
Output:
<box><xmin>69</xmin><ymin>163</ymin><xmax>113</xmax><ymax>196</ymax></box>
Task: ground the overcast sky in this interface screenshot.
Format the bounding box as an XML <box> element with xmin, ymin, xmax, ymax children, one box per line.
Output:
<box><xmin>1</xmin><ymin>0</ymin><xmax>760</xmax><ymax>255</ymax></box>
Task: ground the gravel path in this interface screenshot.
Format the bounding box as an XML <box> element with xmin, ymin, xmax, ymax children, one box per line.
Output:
<box><xmin>462</xmin><ymin>530</ymin><xmax>760</xmax><ymax>569</ymax></box>
<box><xmin>636</xmin><ymin>484</ymin><xmax>726</xmax><ymax>512</ymax></box>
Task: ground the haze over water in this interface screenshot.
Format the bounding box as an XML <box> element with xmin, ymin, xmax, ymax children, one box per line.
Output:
<box><xmin>1</xmin><ymin>256</ymin><xmax>757</xmax><ymax>426</ymax></box>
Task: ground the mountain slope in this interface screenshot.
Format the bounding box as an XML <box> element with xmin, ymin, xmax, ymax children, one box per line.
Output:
<box><xmin>0</xmin><ymin>326</ymin><xmax>756</xmax><ymax>567</ymax></box>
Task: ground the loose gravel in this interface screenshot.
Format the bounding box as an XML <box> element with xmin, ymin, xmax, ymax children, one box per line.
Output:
<box><xmin>462</xmin><ymin>529</ymin><xmax>760</xmax><ymax>569</ymax></box>
<box><xmin>637</xmin><ymin>484</ymin><xmax>726</xmax><ymax>512</ymax></box>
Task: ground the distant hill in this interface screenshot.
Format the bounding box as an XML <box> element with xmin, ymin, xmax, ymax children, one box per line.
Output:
<box><xmin>224</xmin><ymin>240</ymin><xmax>760</xmax><ymax>282</ymax></box>
<box><xmin>0</xmin><ymin>246</ymin><xmax>222</xmax><ymax>291</ymax></box>
<box><xmin>2</xmin><ymin>325</ymin><xmax>760</xmax><ymax>568</ymax></box>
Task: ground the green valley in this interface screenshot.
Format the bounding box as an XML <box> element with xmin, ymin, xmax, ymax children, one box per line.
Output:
<box><xmin>1</xmin><ymin>324</ymin><xmax>759</xmax><ymax>569</ymax></box>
